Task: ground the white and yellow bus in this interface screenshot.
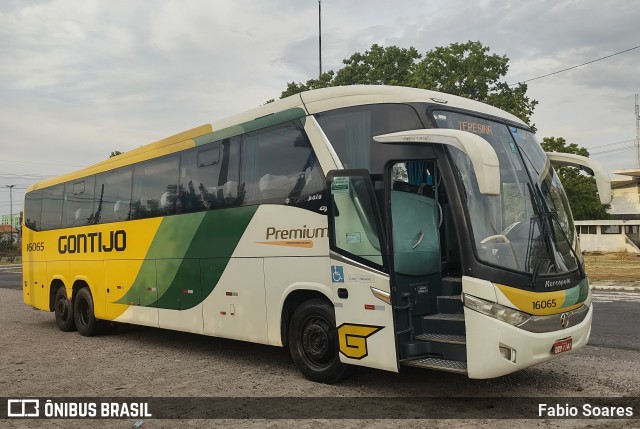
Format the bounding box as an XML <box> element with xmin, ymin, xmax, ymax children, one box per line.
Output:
<box><xmin>22</xmin><ymin>85</ymin><xmax>609</xmax><ymax>383</ymax></box>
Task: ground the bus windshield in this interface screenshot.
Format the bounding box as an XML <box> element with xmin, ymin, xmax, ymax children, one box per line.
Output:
<box><xmin>433</xmin><ymin>110</ymin><xmax>579</xmax><ymax>275</ymax></box>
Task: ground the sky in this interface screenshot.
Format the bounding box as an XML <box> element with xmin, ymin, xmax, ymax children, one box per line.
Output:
<box><xmin>1</xmin><ymin>0</ymin><xmax>639</xmax><ymax>219</ymax></box>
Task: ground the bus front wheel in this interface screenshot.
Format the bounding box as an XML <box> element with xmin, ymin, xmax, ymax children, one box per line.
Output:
<box><xmin>74</xmin><ymin>287</ymin><xmax>100</xmax><ymax>337</ymax></box>
<box><xmin>54</xmin><ymin>286</ymin><xmax>76</xmax><ymax>332</ymax></box>
<box><xmin>288</xmin><ymin>299</ymin><xmax>350</xmax><ymax>384</ymax></box>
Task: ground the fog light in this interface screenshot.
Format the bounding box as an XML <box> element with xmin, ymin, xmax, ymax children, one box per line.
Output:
<box><xmin>499</xmin><ymin>345</ymin><xmax>517</xmax><ymax>363</ymax></box>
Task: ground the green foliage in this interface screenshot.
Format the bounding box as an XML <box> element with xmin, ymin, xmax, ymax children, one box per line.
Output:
<box><xmin>281</xmin><ymin>71</ymin><xmax>336</xmax><ymax>99</ymax></box>
<box><xmin>541</xmin><ymin>137</ymin><xmax>610</xmax><ymax>220</ymax></box>
<box><xmin>334</xmin><ymin>45</ymin><xmax>421</xmax><ymax>86</ymax></box>
<box><xmin>278</xmin><ymin>41</ymin><xmax>538</xmax><ymax>125</ymax></box>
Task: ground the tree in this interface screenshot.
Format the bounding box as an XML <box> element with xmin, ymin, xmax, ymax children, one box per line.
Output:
<box><xmin>278</xmin><ymin>41</ymin><xmax>537</xmax><ymax>126</ymax></box>
<box><xmin>541</xmin><ymin>137</ymin><xmax>610</xmax><ymax>220</ymax></box>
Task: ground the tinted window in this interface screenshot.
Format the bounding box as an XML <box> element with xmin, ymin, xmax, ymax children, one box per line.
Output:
<box><xmin>131</xmin><ymin>155</ymin><xmax>179</xmax><ymax>219</ymax></box>
<box><xmin>24</xmin><ymin>190</ymin><xmax>42</xmax><ymax>231</ymax></box>
<box><xmin>241</xmin><ymin>121</ymin><xmax>324</xmax><ymax>205</ymax></box>
<box><xmin>40</xmin><ymin>184</ymin><xmax>64</xmax><ymax>230</ymax></box>
<box><xmin>179</xmin><ymin>137</ymin><xmax>240</xmax><ymax>212</ymax></box>
<box><xmin>62</xmin><ymin>177</ymin><xmax>95</xmax><ymax>228</ymax></box>
<box><xmin>315</xmin><ymin>104</ymin><xmax>424</xmax><ymax>169</ymax></box>
<box><xmin>94</xmin><ymin>167</ymin><xmax>133</xmax><ymax>224</ymax></box>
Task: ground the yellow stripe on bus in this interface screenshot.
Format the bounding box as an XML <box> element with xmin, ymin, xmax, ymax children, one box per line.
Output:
<box><xmin>495</xmin><ymin>283</ymin><xmax>583</xmax><ymax>316</ymax></box>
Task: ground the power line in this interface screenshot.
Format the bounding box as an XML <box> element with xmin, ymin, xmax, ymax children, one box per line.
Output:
<box><xmin>588</xmin><ymin>138</ymin><xmax>636</xmax><ymax>150</ymax></box>
<box><xmin>591</xmin><ymin>145</ymin><xmax>636</xmax><ymax>158</ymax></box>
<box><xmin>0</xmin><ymin>173</ymin><xmax>54</xmax><ymax>179</ymax></box>
<box><xmin>591</xmin><ymin>143</ymin><xmax>635</xmax><ymax>154</ymax></box>
<box><xmin>0</xmin><ymin>159</ymin><xmax>83</xmax><ymax>168</ymax></box>
<box><xmin>510</xmin><ymin>44</ymin><xmax>640</xmax><ymax>86</ymax></box>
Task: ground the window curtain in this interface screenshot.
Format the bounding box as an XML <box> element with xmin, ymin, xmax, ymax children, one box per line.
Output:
<box><xmin>406</xmin><ymin>162</ymin><xmax>433</xmax><ymax>187</ymax></box>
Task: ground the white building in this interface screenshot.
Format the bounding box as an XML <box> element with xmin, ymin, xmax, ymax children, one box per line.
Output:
<box><xmin>576</xmin><ymin>220</ymin><xmax>640</xmax><ymax>253</ymax></box>
<box><xmin>609</xmin><ymin>169</ymin><xmax>640</xmax><ymax>220</ymax></box>
<box><xmin>575</xmin><ymin>169</ymin><xmax>640</xmax><ymax>253</ymax></box>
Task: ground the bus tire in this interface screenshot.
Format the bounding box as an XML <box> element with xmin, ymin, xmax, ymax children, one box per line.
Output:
<box><xmin>54</xmin><ymin>286</ymin><xmax>76</xmax><ymax>332</ymax></box>
<box><xmin>74</xmin><ymin>287</ymin><xmax>100</xmax><ymax>337</ymax></box>
<box><xmin>288</xmin><ymin>298</ymin><xmax>350</xmax><ymax>384</ymax></box>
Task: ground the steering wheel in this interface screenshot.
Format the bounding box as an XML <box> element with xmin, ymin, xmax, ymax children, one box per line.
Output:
<box><xmin>480</xmin><ymin>221</ymin><xmax>522</xmax><ymax>244</ymax></box>
<box><xmin>480</xmin><ymin>222</ymin><xmax>523</xmax><ymax>269</ymax></box>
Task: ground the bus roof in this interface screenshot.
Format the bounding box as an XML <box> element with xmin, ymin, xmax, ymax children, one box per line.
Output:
<box><xmin>28</xmin><ymin>85</ymin><xmax>527</xmax><ymax>192</ymax></box>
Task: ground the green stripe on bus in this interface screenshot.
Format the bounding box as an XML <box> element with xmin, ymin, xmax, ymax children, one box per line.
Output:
<box><xmin>560</xmin><ymin>278</ymin><xmax>589</xmax><ymax>308</ymax></box>
<box><xmin>115</xmin><ymin>212</ymin><xmax>205</xmax><ymax>306</ymax></box>
<box><xmin>193</xmin><ymin>108</ymin><xmax>306</xmax><ymax>146</ymax></box>
<box><xmin>154</xmin><ymin>206</ymin><xmax>258</xmax><ymax>310</ymax></box>
<box><xmin>116</xmin><ymin>206</ymin><xmax>258</xmax><ymax>309</ymax></box>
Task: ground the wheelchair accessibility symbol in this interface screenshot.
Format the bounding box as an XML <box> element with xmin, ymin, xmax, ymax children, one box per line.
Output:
<box><xmin>331</xmin><ymin>266</ymin><xmax>344</xmax><ymax>283</ymax></box>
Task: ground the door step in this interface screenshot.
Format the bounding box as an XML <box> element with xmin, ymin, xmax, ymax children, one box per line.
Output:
<box><xmin>402</xmin><ymin>357</ymin><xmax>467</xmax><ymax>374</ymax></box>
<box><xmin>437</xmin><ymin>295</ymin><xmax>463</xmax><ymax>314</ymax></box>
<box><xmin>421</xmin><ymin>312</ymin><xmax>465</xmax><ymax>335</ymax></box>
<box><xmin>415</xmin><ymin>333</ymin><xmax>466</xmax><ymax>345</ymax></box>
<box><xmin>442</xmin><ymin>277</ymin><xmax>462</xmax><ymax>296</ymax></box>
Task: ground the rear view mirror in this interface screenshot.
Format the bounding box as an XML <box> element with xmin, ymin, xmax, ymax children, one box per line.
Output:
<box><xmin>545</xmin><ymin>152</ymin><xmax>611</xmax><ymax>204</ymax></box>
<box><xmin>374</xmin><ymin>129</ymin><xmax>500</xmax><ymax>196</ymax></box>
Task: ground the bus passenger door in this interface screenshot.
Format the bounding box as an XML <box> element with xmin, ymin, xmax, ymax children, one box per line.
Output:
<box><xmin>326</xmin><ymin>170</ymin><xmax>398</xmax><ymax>372</ymax></box>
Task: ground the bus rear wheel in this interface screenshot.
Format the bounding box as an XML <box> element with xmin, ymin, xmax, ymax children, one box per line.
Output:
<box><xmin>288</xmin><ymin>299</ymin><xmax>350</xmax><ymax>384</ymax></box>
<box><xmin>74</xmin><ymin>287</ymin><xmax>101</xmax><ymax>337</ymax></box>
<box><xmin>54</xmin><ymin>286</ymin><xmax>76</xmax><ymax>332</ymax></box>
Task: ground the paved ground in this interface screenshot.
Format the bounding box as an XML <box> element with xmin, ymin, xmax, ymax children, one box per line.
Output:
<box><xmin>1</xmin><ymin>285</ymin><xmax>639</xmax><ymax>428</ymax></box>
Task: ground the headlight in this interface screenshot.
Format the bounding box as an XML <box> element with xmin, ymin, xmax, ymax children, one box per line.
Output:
<box><xmin>464</xmin><ymin>294</ymin><xmax>531</xmax><ymax>326</ymax></box>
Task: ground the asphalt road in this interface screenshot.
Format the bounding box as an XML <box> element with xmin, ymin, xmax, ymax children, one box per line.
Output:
<box><xmin>589</xmin><ymin>297</ymin><xmax>640</xmax><ymax>350</ymax></box>
<box><xmin>0</xmin><ymin>271</ymin><xmax>21</xmax><ymax>289</ymax></box>
<box><xmin>1</xmin><ymin>270</ymin><xmax>638</xmax><ymax>350</ymax></box>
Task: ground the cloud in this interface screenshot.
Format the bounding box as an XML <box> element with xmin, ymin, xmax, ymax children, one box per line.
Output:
<box><xmin>1</xmin><ymin>0</ymin><xmax>639</xmax><ymax>211</ymax></box>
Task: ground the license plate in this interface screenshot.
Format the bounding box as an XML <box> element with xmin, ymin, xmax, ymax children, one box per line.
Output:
<box><xmin>552</xmin><ymin>337</ymin><xmax>572</xmax><ymax>354</ymax></box>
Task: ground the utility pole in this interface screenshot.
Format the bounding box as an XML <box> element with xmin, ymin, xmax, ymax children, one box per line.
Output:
<box><xmin>318</xmin><ymin>0</ymin><xmax>322</xmax><ymax>77</ymax></box>
<box><xmin>635</xmin><ymin>93</ymin><xmax>640</xmax><ymax>167</ymax></box>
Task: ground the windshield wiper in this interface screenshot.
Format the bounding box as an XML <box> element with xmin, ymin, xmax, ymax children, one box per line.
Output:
<box><xmin>547</xmin><ymin>210</ymin><xmax>585</xmax><ymax>280</ymax></box>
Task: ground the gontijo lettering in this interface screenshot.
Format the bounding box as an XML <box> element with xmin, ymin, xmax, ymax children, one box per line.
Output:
<box><xmin>58</xmin><ymin>230</ymin><xmax>126</xmax><ymax>254</ymax></box>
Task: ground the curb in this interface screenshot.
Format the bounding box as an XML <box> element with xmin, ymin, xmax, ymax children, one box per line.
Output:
<box><xmin>590</xmin><ymin>284</ymin><xmax>640</xmax><ymax>292</ymax></box>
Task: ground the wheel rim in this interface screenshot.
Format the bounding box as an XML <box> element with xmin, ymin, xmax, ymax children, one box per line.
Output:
<box><xmin>78</xmin><ymin>298</ymin><xmax>90</xmax><ymax>327</ymax></box>
<box><xmin>301</xmin><ymin>316</ymin><xmax>334</xmax><ymax>367</ymax></box>
<box><xmin>56</xmin><ymin>297</ymin><xmax>69</xmax><ymax>322</ymax></box>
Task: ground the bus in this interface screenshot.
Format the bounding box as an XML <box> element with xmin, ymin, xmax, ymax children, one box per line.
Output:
<box><xmin>22</xmin><ymin>85</ymin><xmax>610</xmax><ymax>383</ymax></box>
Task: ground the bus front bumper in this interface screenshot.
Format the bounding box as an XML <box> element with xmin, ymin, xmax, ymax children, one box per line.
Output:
<box><xmin>464</xmin><ymin>303</ymin><xmax>593</xmax><ymax>379</ymax></box>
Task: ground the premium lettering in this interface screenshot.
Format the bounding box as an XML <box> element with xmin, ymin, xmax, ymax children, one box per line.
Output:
<box><xmin>265</xmin><ymin>225</ymin><xmax>328</xmax><ymax>240</ymax></box>
<box><xmin>58</xmin><ymin>230</ymin><xmax>126</xmax><ymax>254</ymax></box>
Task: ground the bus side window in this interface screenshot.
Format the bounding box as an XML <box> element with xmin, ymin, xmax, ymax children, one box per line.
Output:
<box><xmin>93</xmin><ymin>167</ymin><xmax>133</xmax><ymax>224</ymax></box>
<box><xmin>241</xmin><ymin>121</ymin><xmax>324</xmax><ymax>205</ymax></box>
<box><xmin>196</xmin><ymin>138</ymin><xmax>240</xmax><ymax>209</ymax></box>
<box><xmin>131</xmin><ymin>154</ymin><xmax>179</xmax><ymax>219</ymax></box>
<box><xmin>62</xmin><ymin>177</ymin><xmax>96</xmax><ymax>228</ymax></box>
<box><xmin>40</xmin><ymin>184</ymin><xmax>64</xmax><ymax>231</ymax></box>
<box><xmin>178</xmin><ymin>137</ymin><xmax>241</xmax><ymax>213</ymax></box>
<box><xmin>24</xmin><ymin>190</ymin><xmax>43</xmax><ymax>231</ymax></box>
<box><xmin>178</xmin><ymin>149</ymin><xmax>201</xmax><ymax>213</ymax></box>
